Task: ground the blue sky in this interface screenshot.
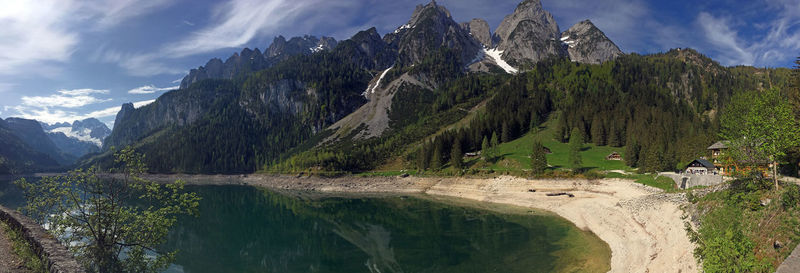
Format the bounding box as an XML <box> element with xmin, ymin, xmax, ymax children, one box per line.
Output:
<box><xmin>0</xmin><ymin>0</ymin><xmax>798</xmax><ymax>128</ymax></box>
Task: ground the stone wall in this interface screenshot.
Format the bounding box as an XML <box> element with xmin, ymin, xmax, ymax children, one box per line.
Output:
<box><xmin>0</xmin><ymin>205</ymin><xmax>84</xmax><ymax>273</ymax></box>
<box><xmin>660</xmin><ymin>173</ymin><xmax>725</xmax><ymax>189</ymax></box>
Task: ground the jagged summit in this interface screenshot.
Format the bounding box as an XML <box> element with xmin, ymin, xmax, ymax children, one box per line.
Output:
<box><xmin>389</xmin><ymin>0</ymin><xmax>481</xmax><ymax>67</ymax></box>
<box><xmin>179</xmin><ymin>35</ymin><xmax>337</xmax><ymax>89</ymax></box>
<box><xmin>561</xmin><ymin>19</ymin><xmax>622</xmax><ymax>64</ymax></box>
<box><xmin>493</xmin><ymin>0</ymin><xmax>566</xmax><ymax>66</ymax></box>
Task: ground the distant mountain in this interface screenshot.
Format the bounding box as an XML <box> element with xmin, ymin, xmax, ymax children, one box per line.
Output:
<box><xmin>179</xmin><ymin>35</ymin><xmax>338</xmax><ymax>89</ymax></box>
<box><xmin>460</xmin><ymin>19</ymin><xmax>492</xmax><ymax>47</ymax></box>
<box><xmin>0</xmin><ymin>119</ymin><xmax>60</xmax><ymax>174</ymax></box>
<box><xmin>4</xmin><ymin>118</ymin><xmax>73</xmax><ymax>166</ymax></box>
<box><xmin>37</xmin><ymin>118</ymin><xmax>110</xmax><ymax>159</ymax></box>
<box><xmin>561</xmin><ymin>20</ymin><xmax>622</xmax><ymax>64</ymax></box>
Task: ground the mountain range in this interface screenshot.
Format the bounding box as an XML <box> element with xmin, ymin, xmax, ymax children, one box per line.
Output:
<box><xmin>0</xmin><ymin>118</ymin><xmax>110</xmax><ymax>174</ymax></box>
<box><xmin>2</xmin><ymin>0</ymin><xmax>790</xmax><ymax>175</ymax></box>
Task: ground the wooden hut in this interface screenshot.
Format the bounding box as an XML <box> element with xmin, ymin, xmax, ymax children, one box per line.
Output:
<box><xmin>606</xmin><ymin>152</ymin><xmax>622</xmax><ymax>161</ymax></box>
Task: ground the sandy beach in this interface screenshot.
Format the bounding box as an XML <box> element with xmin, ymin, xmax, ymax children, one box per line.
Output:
<box><xmin>142</xmin><ymin>174</ymin><xmax>698</xmax><ymax>273</ymax></box>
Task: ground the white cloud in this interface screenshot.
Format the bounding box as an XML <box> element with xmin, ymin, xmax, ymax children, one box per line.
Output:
<box><xmin>0</xmin><ymin>0</ymin><xmax>177</xmax><ymax>76</ymax></box>
<box><xmin>21</xmin><ymin>88</ymin><xmax>111</xmax><ymax>108</ymax></box>
<box><xmin>128</xmin><ymin>84</ymin><xmax>178</xmax><ymax>94</ymax></box>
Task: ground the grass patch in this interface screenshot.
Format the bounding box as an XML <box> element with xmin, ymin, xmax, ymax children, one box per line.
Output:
<box><xmin>0</xmin><ymin>221</ymin><xmax>46</xmax><ymax>272</ymax></box>
<box><xmin>477</xmin><ymin>114</ymin><xmax>632</xmax><ymax>172</ymax></box>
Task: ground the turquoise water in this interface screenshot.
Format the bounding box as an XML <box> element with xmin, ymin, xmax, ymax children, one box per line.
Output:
<box><xmin>161</xmin><ymin>185</ymin><xmax>604</xmax><ymax>273</ymax></box>
<box><xmin>0</xmin><ymin>179</ymin><xmax>608</xmax><ymax>273</ymax></box>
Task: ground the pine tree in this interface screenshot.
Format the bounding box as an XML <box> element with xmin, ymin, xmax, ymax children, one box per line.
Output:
<box><xmin>417</xmin><ymin>145</ymin><xmax>430</xmax><ymax>170</ymax></box>
<box><xmin>531</xmin><ymin>140</ymin><xmax>548</xmax><ymax>174</ymax></box>
<box><xmin>451</xmin><ymin>138</ymin><xmax>463</xmax><ymax>169</ymax></box>
<box><xmin>608</xmin><ymin>122</ymin><xmax>621</xmax><ymax>147</ymax></box>
<box><xmin>431</xmin><ymin>144</ymin><xmax>443</xmax><ymax>170</ymax></box>
<box><xmin>591</xmin><ymin>116</ymin><xmax>606</xmax><ymax>146</ymax></box>
<box><xmin>490</xmin><ymin>132</ymin><xmax>499</xmax><ymax>148</ymax></box>
<box><xmin>530</xmin><ymin>111</ymin><xmax>540</xmax><ymax>132</ymax></box>
<box><xmin>569</xmin><ymin>127</ymin><xmax>583</xmax><ymax>171</ymax></box>
<box><xmin>481</xmin><ymin>136</ymin><xmax>490</xmax><ymax>159</ymax></box>
<box><xmin>554</xmin><ymin>114</ymin><xmax>569</xmax><ymax>143</ymax></box>
<box><xmin>501</xmin><ymin>122</ymin><xmax>510</xmax><ymax>143</ymax></box>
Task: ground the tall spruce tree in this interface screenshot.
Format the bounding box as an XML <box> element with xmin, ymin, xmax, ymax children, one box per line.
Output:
<box><xmin>569</xmin><ymin>127</ymin><xmax>584</xmax><ymax>171</ymax></box>
<box><xmin>451</xmin><ymin>138</ymin><xmax>463</xmax><ymax>169</ymax></box>
<box><xmin>531</xmin><ymin>140</ymin><xmax>548</xmax><ymax>174</ymax></box>
<box><xmin>591</xmin><ymin>116</ymin><xmax>606</xmax><ymax>146</ymax></box>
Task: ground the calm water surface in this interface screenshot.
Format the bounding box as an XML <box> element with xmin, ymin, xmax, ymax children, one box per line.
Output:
<box><xmin>0</xmin><ymin>179</ymin><xmax>608</xmax><ymax>273</ymax></box>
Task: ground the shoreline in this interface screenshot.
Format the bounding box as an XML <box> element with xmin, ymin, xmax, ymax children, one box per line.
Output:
<box><xmin>141</xmin><ymin>173</ymin><xmax>698</xmax><ymax>273</ymax></box>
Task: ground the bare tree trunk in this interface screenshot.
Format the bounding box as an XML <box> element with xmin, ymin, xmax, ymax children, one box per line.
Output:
<box><xmin>773</xmin><ymin>158</ymin><xmax>779</xmax><ymax>190</ymax></box>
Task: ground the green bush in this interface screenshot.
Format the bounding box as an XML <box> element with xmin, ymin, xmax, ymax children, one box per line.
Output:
<box><xmin>782</xmin><ymin>184</ymin><xmax>800</xmax><ymax>209</ymax></box>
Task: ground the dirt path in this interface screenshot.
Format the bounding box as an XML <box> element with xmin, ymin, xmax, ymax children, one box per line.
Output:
<box><xmin>0</xmin><ymin>225</ymin><xmax>28</xmax><ymax>273</ymax></box>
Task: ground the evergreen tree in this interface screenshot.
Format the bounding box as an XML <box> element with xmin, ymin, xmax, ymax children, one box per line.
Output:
<box><xmin>554</xmin><ymin>114</ymin><xmax>569</xmax><ymax>143</ymax></box>
<box><xmin>481</xmin><ymin>136</ymin><xmax>490</xmax><ymax>159</ymax></box>
<box><xmin>530</xmin><ymin>112</ymin><xmax>540</xmax><ymax>132</ymax></box>
<box><xmin>591</xmin><ymin>116</ymin><xmax>606</xmax><ymax>146</ymax></box>
<box><xmin>569</xmin><ymin>127</ymin><xmax>583</xmax><ymax>171</ymax></box>
<box><xmin>490</xmin><ymin>132</ymin><xmax>499</xmax><ymax>148</ymax></box>
<box><xmin>531</xmin><ymin>140</ymin><xmax>548</xmax><ymax>174</ymax></box>
<box><xmin>608</xmin><ymin>122</ymin><xmax>621</xmax><ymax>147</ymax></box>
<box><xmin>431</xmin><ymin>144</ymin><xmax>443</xmax><ymax>170</ymax></box>
<box><xmin>451</xmin><ymin>138</ymin><xmax>463</xmax><ymax>169</ymax></box>
<box><xmin>501</xmin><ymin>122</ymin><xmax>510</xmax><ymax>143</ymax></box>
<box><xmin>417</xmin><ymin>145</ymin><xmax>430</xmax><ymax>170</ymax></box>
<box><xmin>625</xmin><ymin>141</ymin><xmax>640</xmax><ymax>167</ymax></box>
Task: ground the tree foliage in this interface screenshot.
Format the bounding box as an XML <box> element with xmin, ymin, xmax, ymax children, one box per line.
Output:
<box><xmin>531</xmin><ymin>140</ymin><xmax>548</xmax><ymax>174</ymax></box>
<box><xmin>568</xmin><ymin>128</ymin><xmax>584</xmax><ymax>171</ymax></box>
<box><xmin>720</xmin><ymin>87</ymin><xmax>800</xmax><ymax>187</ymax></box>
<box><xmin>16</xmin><ymin>147</ymin><xmax>200</xmax><ymax>273</ymax></box>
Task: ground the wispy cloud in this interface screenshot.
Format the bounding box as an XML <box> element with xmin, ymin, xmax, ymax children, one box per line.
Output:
<box><xmin>162</xmin><ymin>0</ymin><xmax>315</xmax><ymax>57</ymax></box>
<box><xmin>697</xmin><ymin>12</ymin><xmax>755</xmax><ymax>65</ymax></box>
<box><xmin>0</xmin><ymin>0</ymin><xmax>177</xmax><ymax>76</ymax></box>
<box><xmin>21</xmin><ymin>88</ymin><xmax>110</xmax><ymax>108</ymax></box>
<box><xmin>128</xmin><ymin>84</ymin><xmax>178</xmax><ymax>94</ymax></box>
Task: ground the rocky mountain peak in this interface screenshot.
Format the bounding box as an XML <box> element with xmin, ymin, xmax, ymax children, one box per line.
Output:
<box><xmin>342</xmin><ymin>27</ymin><xmax>395</xmax><ymax>70</ymax></box>
<box><xmin>493</xmin><ymin>0</ymin><xmax>566</xmax><ymax>66</ymax></box>
<box><xmin>179</xmin><ymin>35</ymin><xmax>337</xmax><ymax>89</ymax></box>
<box><xmin>461</xmin><ymin>18</ymin><xmax>492</xmax><ymax>47</ymax></box>
<box><xmin>561</xmin><ymin>19</ymin><xmax>622</xmax><ymax>64</ymax></box>
<box><xmin>392</xmin><ymin>0</ymin><xmax>481</xmax><ymax>67</ymax></box>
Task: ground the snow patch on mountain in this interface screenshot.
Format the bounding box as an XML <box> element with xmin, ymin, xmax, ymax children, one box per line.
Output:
<box><xmin>485</xmin><ymin>48</ymin><xmax>518</xmax><ymax>74</ymax></box>
<box><xmin>363</xmin><ymin>66</ymin><xmax>394</xmax><ymax>97</ymax></box>
<box><xmin>50</xmin><ymin>127</ymin><xmax>103</xmax><ymax>147</ymax></box>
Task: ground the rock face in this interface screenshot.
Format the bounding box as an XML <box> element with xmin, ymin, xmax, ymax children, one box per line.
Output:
<box><xmin>390</xmin><ymin>1</ymin><xmax>481</xmax><ymax>67</ymax></box>
<box><xmin>336</xmin><ymin>27</ymin><xmax>396</xmax><ymax>70</ymax></box>
<box><xmin>561</xmin><ymin>20</ymin><xmax>622</xmax><ymax>64</ymax></box>
<box><xmin>179</xmin><ymin>35</ymin><xmax>338</xmax><ymax>89</ymax></box>
<box><xmin>461</xmin><ymin>18</ymin><xmax>492</xmax><ymax>47</ymax></box>
<box><xmin>493</xmin><ymin>0</ymin><xmax>566</xmax><ymax>65</ymax></box>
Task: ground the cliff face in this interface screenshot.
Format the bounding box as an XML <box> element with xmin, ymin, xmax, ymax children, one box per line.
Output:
<box><xmin>461</xmin><ymin>18</ymin><xmax>492</xmax><ymax>47</ymax></box>
<box><xmin>561</xmin><ymin>20</ymin><xmax>622</xmax><ymax>64</ymax></box>
<box><xmin>493</xmin><ymin>0</ymin><xmax>566</xmax><ymax>65</ymax></box>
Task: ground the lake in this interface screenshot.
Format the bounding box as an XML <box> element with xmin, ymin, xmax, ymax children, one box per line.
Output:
<box><xmin>0</xmin><ymin>178</ymin><xmax>609</xmax><ymax>273</ymax></box>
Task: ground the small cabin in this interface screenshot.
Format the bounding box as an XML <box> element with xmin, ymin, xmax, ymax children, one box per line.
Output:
<box><xmin>543</xmin><ymin>147</ymin><xmax>552</xmax><ymax>154</ymax></box>
<box><xmin>464</xmin><ymin>151</ymin><xmax>481</xmax><ymax>158</ymax></box>
<box><xmin>685</xmin><ymin>159</ymin><xmax>717</xmax><ymax>175</ymax></box>
<box><xmin>606</xmin><ymin>152</ymin><xmax>622</xmax><ymax>161</ymax></box>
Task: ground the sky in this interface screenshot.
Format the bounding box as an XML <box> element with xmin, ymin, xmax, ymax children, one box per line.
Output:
<box><xmin>0</xmin><ymin>0</ymin><xmax>798</xmax><ymax>128</ymax></box>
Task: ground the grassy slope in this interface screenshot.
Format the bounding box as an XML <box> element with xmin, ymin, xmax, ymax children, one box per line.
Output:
<box><xmin>472</xmin><ymin>113</ymin><xmax>632</xmax><ymax>172</ymax></box>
